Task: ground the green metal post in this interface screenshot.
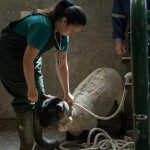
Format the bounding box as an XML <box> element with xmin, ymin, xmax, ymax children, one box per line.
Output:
<box><xmin>148</xmin><ymin>10</ymin><xmax>150</xmax><ymax>18</ymax></box>
<box><xmin>130</xmin><ymin>0</ymin><xmax>150</xmax><ymax>150</ymax></box>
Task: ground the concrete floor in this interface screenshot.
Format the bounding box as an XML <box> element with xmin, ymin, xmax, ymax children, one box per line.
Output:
<box><xmin>0</xmin><ymin>116</ymin><xmax>132</xmax><ymax>150</ymax></box>
<box><xmin>0</xmin><ymin>129</ymin><xmax>19</xmax><ymax>150</ymax></box>
<box><xmin>0</xmin><ymin>119</ymin><xmax>65</xmax><ymax>150</ymax></box>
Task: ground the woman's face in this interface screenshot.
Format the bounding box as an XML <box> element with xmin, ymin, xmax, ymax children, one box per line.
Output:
<box><xmin>57</xmin><ymin>17</ymin><xmax>84</xmax><ymax>36</ymax></box>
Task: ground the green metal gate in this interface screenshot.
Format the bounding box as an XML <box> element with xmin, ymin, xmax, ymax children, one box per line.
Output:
<box><xmin>130</xmin><ymin>0</ymin><xmax>150</xmax><ymax>149</ymax></box>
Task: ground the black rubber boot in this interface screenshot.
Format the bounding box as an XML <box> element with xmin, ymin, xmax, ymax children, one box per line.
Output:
<box><xmin>16</xmin><ymin>110</ymin><xmax>35</xmax><ymax>150</ymax></box>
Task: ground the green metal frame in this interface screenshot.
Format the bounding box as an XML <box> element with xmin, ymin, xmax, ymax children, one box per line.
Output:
<box><xmin>130</xmin><ymin>0</ymin><xmax>150</xmax><ymax>149</ymax></box>
<box><xmin>148</xmin><ymin>10</ymin><xmax>150</xmax><ymax>17</ymax></box>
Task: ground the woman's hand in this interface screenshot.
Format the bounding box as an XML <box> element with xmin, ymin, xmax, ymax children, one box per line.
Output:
<box><xmin>28</xmin><ymin>88</ymin><xmax>38</xmax><ymax>102</ymax></box>
<box><xmin>64</xmin><ymin>92</ymin><xmax>75</xmax><ymax>105</ymax></box>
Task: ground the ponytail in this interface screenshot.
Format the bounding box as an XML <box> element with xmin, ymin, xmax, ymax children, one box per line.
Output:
<box><xmin>50</xmin><ymin>0</ymin><xmax>74</xmax><ymax>21</ymax></box>
<box><xmin>37</xmin><ymin>0</ymin><xmax>86</xmax><ymax>26</ymax></box>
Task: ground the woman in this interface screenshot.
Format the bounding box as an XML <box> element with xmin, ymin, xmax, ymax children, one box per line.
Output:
<box><xmin>0</xmin><ymin>0</ymin><xmax>86</xmax><ymax>149</ymax></box>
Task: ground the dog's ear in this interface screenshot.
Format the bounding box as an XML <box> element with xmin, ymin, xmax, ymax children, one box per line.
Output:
<box><xmin>56</xmin><ymin>102</ymin><xmax>64</xmax><ymax>112</ymax></box>
<box><xmin>56</xmin><ymin>101</ymin><xmax>71</xmax><ymax>113</ymax></box>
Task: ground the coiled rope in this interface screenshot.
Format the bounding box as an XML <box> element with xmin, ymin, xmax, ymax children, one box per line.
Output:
<box><xmin>59</xmin><ymin>128</ymin><xmax>134</xmax><ymax>150</ymax></box>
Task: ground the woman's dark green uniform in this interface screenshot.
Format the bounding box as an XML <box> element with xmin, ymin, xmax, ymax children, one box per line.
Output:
<box><xmin>0</xmin><ymin>13</ymin><xmax>69</xmax><ymax>150</ymax></box>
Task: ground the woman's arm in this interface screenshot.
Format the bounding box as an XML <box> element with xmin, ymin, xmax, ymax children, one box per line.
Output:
<box><xmin>23</xmin><ymin>44</ymin><xmax>39</xmax><ymax>102</ymax></box>
<box><xmin>55</xmin><ymin>51</ymin><xmax>75</xmax><ymax>104</ymax></box>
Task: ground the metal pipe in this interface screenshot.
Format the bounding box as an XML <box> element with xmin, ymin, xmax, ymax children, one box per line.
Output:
<box><xmin>130</xmin><ymin>0</ymin><xmax>150</xmax><ymax>149</ymax></box>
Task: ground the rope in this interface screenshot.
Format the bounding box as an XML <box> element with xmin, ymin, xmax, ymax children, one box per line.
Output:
<box><xmin>59</xmin><ymin>128</ymin><xmax>134</xmax><ymax>150</ymax></box>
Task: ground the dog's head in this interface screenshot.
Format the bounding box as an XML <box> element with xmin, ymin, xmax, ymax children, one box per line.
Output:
<box><xmin>36</xmin><ymin>96</ymin><xmax>72</xmax><ymax>127</ymax></box>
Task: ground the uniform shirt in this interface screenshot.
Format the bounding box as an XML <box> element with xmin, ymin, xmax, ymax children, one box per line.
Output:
<box><xmin>13</xmin><ymin>13</ymin><xmax>69</xmax><ymax>51</ymax></box>
<box><xmin>112</xmin><ymin>0</ymin><xmax>150</xmax><ymax>42</ymax></box>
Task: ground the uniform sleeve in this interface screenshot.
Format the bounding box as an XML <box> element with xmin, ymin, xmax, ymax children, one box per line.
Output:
<box><xmin>112</xmin><ymin>0</ymin><xmax>128</xmax><ymax>41</ymax></box>
<box><xmin>55</xmin><ymin>35</ymin><xmax>69</xmax><ymax>51</ymax></box>
<box><xmin>27</xmin><ymin>23</ymin><xmax>50</xmax><ymax>50</ymax></box>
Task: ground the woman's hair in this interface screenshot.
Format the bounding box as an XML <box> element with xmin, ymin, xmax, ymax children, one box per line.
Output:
<box><xmin>37</xmin><ymin>0</ymin><xmax>86</xmax><ymax>26</ymax></box>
